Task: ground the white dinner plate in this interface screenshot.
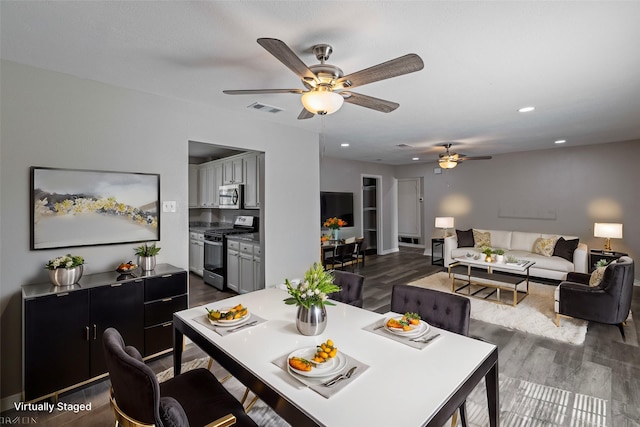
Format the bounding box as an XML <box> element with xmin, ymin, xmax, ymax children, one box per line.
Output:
<box><xmin>384</xmin><ymin>318</ymin><xmax>430</xmax><ymax>338</ymax></box>
<box><xmin>207</xmin><ymin>308</ymin><xmax>251</xmax><ymax>327</ymax></box>
<box><xmin>287</xmin><ymin>347</ymin><xmax>347</xmax><ymax>378</ymax></box>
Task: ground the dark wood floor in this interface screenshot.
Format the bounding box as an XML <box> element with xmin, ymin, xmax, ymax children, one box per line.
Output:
<box><xmin>5</xmin><ymin>246</ymin><xmax>639</xmax><ymax>425</ymax></box>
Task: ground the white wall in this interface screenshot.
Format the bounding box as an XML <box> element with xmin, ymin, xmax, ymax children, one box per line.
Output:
<box><xmin>395</xmin><ymin>140</ymin><xmax>639</xmax><ymax>272</ymax></box>
<box><xmin>0</xmin><ymin>60</ymin><xmax>320</xmax><ymax>400</ymax></box>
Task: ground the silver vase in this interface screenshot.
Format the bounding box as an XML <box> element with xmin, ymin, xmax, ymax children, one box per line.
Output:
<box><xmin>296</xmin><ymin>305</ymin><xmax>327</xmax><ymax>336</ymax></box>
<box><xmin>49</xmin><ymin>265</ymin><xmax>83</xmax><ymax>287</ymax></box>
<box><xmin>139</xmin><ymin>255</ymin><xmax>156</xmax><ymax>271</ymax></box>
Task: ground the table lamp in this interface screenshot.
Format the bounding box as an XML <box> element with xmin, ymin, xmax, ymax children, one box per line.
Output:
<box><xmin>435</xmin><ymin>217</ymin><xmax>455</xmax><ymax>238</ymax></box>
<box><xmin>594</xmin><ymin>222</ymin><xmax>623</xmax><ymax>251</ymax></box>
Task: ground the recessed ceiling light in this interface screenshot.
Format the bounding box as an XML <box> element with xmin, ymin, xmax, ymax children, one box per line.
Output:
<box><xmin>518</xmin><ymin>106</ymin><xmax>535</xmax><ymax>113</ymax></box>
<box><xmin>340</xmin><ymin>143</ymin><xmax>350</xmax><ymax>147</ymax></box>
<box><xmin>554</xmin><ymin>140</ymin><xmax>566</xmax><ymax>144</ymax></box>
<box><xmin>412</xmin><ymin>157</ymin><xmax>419</xmax><ymax>161</ymax></box>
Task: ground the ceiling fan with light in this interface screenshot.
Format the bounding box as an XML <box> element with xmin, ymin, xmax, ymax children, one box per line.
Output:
<box><xmin>438</xmin><ymin>143</ymin><xmax>492</xmax><ymax>169</ymax></box>
<box><xmin>223</xmin><ymin>38</ymin><xmax>424</xmax><ymax>119</ymax></box>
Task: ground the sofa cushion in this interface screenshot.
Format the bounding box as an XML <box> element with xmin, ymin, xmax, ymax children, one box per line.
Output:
<box><xmin>511</xmin><ymin>232</ymin><xmax>542</xmax><ymax>252</ymax></box>
<box><xmin>589</xmin><ymin>266</ymin><xmax>606</xmax><ymax>287</ymax></box>
<box><xmin>456</xmin><ymin>229</ymin><xmax>475</xmax><ymax>248</ymax></box>
<box><xmin>553</xmin><ymin>237</ymin><xmax>579</xmax><ymax>262</ymax></box>
<box><xmin>533</xmin><ymin>236</ymin><xmax>558</xmax><ymax>257</ymax></box>
<box><xmin>473</xmin><ymin>229</ymin><xmax>491</xmax><ymax>248</ymax></box>
<box><xmin>507</xmin><ymin>251</ymin><xmax>574</xmax><ymax>272</ymax></box>
<box><xmin>487</xmin><ymin>230</ymin><xmax>512</xmax><ymax>250</ymax></box>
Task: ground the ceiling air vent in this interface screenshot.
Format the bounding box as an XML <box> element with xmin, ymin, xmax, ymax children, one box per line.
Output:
<box><xmin>396</xmin><ymin>144</ymin><xmax>412</xmax><ymax>148</ymax></box>
<box><xmin>247</xmin><ymin>102</ymin><xmax>284</xmax><ymax>114</ymax></box>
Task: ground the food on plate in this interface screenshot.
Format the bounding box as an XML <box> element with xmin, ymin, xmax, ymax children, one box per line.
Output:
<box><xmin>313</xmin><ymin>339</ymin><xmax>338</xmax><ymax>363</ymax></box>
<box><xmin>206</xmin><ymin>304</ymin><xmax>249</xmax><ymax>322</ymax></box>
<box><xmin>288</xmin><ymin>357</ymin><xmax>312</xmax><ymax>372</ymax></box>
<box><xmin>117</xmin><ymin>261</ymin><xmax>137</xmax><ymax>272</ymax></box>
<box><xmin>386</xmin><ymin>312</ymin><xmax>421</xmax><ymax>331</ymax></box>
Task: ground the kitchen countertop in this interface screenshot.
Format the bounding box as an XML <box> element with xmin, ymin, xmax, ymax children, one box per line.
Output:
<box><xmin>226</xmin><ymin>233</ymin><xmax>260</xmax><ymax>243</ymax></box>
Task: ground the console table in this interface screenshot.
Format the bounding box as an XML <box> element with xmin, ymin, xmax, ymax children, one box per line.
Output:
<box><xmin>22</xmin><ymin>264</ymin><xmax>187</xmax><ymax>402</ymax></box>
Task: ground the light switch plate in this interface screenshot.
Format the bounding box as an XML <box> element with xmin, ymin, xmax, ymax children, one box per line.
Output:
<box><xmin>162</xmin><ymin>201</ymin><xmax>176</xmax><ymax>212</ymax></box>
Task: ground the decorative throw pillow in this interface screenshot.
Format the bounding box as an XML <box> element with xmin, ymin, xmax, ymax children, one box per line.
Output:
<box><xmin>473</xmin><ymin>230</ymin><xmax>491</xmax><ymax>249</ymax></box>
<box><xmin>456</xmin><ymin>229</ymin><xmax>475</xmax><ymax>248</ymax></box>
<box><xmin>553</xmin><ymin>237</ymin><xmax>579</xmax><ymax>262</ymax></box>
<box><xmin>589</xmin><ymin>266</ymin><xmax>607</xmax><ymax>287</ymax></box>
<box><xmin>533</xmin><ymin>236</ymin><xmax>558</xmax><ymax>257</ymax></box>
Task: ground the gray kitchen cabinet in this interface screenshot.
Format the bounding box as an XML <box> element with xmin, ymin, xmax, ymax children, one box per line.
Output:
<box><xmin>239</xmin><ymin>244</ymin><xmax>254</xmax><ymax>294</ymax></box>
<box><xmin>189</xmin><ymin>164</ymin><xmax>199</xmax><ymax>208</ymax></box>
<box><xmin>253</xmin><ymin>245</ymin><xmax>263</xmax><ymax>291</ymax></box>
<box><xmin>189</xmin><ymin>231</ymin><xmax>204</xmax><ymax>276</ymax></box>
<box><xmin>212</xmin><ymin>161</ymin><xmax>223</xmax><ymax>208</ymax></box>
<box><xmin>227</xmin><ymin>240</ymin><xmax>240</xmax><ymax>292</ymax></box>
<box><xmin>223</xmin><ymin>157</ymin><xmax>243</xmax><ymax>184</ymax></box>
<box><xmin>243</xmin><ymin>153</ymin><xmax>260</xmax><ymax>209</ymax></box>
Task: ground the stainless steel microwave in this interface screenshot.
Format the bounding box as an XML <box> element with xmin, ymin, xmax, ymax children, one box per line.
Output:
<box><xmin>219</xmin><ymin>184</ymin><xmax>243</xmax><ymax>209</ymax></box>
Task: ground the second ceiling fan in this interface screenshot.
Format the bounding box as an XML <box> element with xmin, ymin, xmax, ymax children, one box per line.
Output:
<box><xmin>223</xmin><ymin>38</ymin><xmax>424</xmax><ymax>119</ymax></box>
<box><xmin>438</xmin><ymin>144</ymin><xmax>492</xmax><ymax>169</ymax></box>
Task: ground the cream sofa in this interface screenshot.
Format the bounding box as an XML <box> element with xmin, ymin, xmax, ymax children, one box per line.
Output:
<box><xmin>444</xmin><ymin>229</ymin><xmax>588</xmax><ymax>281</ymax></box>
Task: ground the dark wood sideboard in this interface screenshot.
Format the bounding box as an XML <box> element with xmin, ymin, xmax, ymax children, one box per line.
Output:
<box><xmin>22</xmin><ymin>264</ymin><xmax>187</xmax><ymax>402</ymax></box>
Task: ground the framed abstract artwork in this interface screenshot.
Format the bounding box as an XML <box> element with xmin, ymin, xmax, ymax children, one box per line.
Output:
<box><xmin>31</xmin><ymin>167</ymin><xmax>160</xmax><ymax>250</ymax></box>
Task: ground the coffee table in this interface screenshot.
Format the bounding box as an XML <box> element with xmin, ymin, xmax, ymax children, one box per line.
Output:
<box><xmin>449</xmin><ymin>256</ymin><xmax>535</xmax><ymax>307</ymax></box>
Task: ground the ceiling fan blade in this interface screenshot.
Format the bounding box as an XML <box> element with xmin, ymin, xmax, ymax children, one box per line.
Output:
<box><xmin>257</xmin><ymin>38</ymin><xmax>318</xmax><ymax>83</ymax></box>
<box><xmin>298</xmin><ymin>108</ymin><xmax>315</xmax><ymax>120</ymax></box>
<box><xmin>223</xmin><ymin>89</ymin><xmax>304</xmax><ymax>95</ymax></box>
<box><xmin>335</xmin><ymin>54</ymin><xmax>424</xmax><ymax>90</ymax></box>
<box><xmin>459</xmin><ymin>156</ymin><xmax>493</xmax><ymax>161</ymax></box>
<box><xmin>341</xmin><ymin>91</ymin><xmax>399</xmax><ymax>113</ymax></box>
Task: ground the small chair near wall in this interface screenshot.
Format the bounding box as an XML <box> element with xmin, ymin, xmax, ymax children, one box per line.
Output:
<box><xmin>555</xmin><ymin>256</ymin><xmax>634</xmax><ymax>339</ymax></box>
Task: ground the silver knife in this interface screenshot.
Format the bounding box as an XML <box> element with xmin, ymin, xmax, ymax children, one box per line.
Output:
<box><xmin>228</xmin><ymin>320</ymin><xmax>257</xmax><ymax>333</ymax></box>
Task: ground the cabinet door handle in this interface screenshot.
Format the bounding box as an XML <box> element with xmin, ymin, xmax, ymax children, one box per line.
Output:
<box><xmin>57</xmin><ymin>292</ymin><xmax>69</xmax><ymax>297</ymax></box>
<box><xmin>161</xmin><ymin>297</ymin><xmax>172</xmax><ymax>302</ymax></box>
<box><xmin>111</xmin><ymin>283</ymin><xmax>122</xmax><ymax>287</ymax></box>
<box><xmin>85</xmin><ymin>326</ymin><xmax>90</xmax><ymax>341</ymax></box>
<box><xmin>161</xmin><ymin>274</ymin><xmax>172</xmax><ymax>278</ymax></box>
<box><xmin>162</xmin><ymin>322</ymin><xmax>172</xmax><ymax>328</ymax></box>
<box><xmin>93</xmin><ymin>324</ymin><xmax>97</xmax><ymax>340</ymax></box>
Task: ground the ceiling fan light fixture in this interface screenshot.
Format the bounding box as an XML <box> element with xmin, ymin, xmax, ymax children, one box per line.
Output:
<box><xmin>301</xmin><ymin>87</ymin><xmax>344</xmax><ymax>115</ymax></box>
<box><xmin>438</xmin><ymin>159</ymin><xmax>458</xmax><ymax>169</ymax></box>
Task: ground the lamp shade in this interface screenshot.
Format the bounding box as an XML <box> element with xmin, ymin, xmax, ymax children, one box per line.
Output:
<box><xmin>435</xmin><ymin>217</ymin><xmax>455</xmax><ymax>229</ymax></box>
<box><xmin>301</xmin><ymin>88</ymin><xmax>344</xmax><ymax>115</ymax></box>
<box><xmin>438</xmin><ymin>159</ymin><xmax>457</xmax><ymax>169</ymax></box>
<box><xmin>594</xmin><ymin>223</ymin><xmax>623</xmax><ymax>239</ymax></box>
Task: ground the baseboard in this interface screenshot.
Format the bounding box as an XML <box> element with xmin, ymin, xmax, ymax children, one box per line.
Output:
<box><xmin>1</xmin><ymin>392</ymin><xmax>21</xmax><ymax>412</ymax></box>
<box><xmin>378</xmin><ymin>247</ymin><xmax>399</xmax><ymax>255</ymax></box>
<box><xmin>398</xmin><ymin>242</ymin><xmax>425</xmax><ymax>249</ymax></box>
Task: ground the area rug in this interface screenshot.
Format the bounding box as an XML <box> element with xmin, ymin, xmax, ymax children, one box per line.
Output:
<box><xmin>159</xmin><ymin>357</ymin><xmax>609</xmax><ymax>427</ymax></box>
<box><xmin>408</xmin><ymin>272</ymin><xmax>588</xmax><ymax>345</ymax></box>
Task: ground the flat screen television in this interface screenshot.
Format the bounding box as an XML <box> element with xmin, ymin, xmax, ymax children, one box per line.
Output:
<box><xmin>320</xmin><ymin>192</ymin><xmax>354</xmax><ymax>227</ymax></box>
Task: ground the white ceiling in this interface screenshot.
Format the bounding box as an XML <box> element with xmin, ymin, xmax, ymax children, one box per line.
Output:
<box><xmin>2</xmin><ymin>1</ymin><xmax>640</xmax><ymax>165</ymax></box>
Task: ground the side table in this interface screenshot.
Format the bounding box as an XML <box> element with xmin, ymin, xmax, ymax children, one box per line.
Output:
<box><xmin>589</xmin><ymin>249</ymin><xmax>628</xmax><ymax>272</ymax></box>
<box><xmin>432</xmin><ymin>238</ymin><xmax>445</xmax><ymax>266</ymax></box>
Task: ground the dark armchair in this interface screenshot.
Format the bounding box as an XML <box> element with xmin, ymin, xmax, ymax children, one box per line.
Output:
<box><xmin>330</xmin><ymin>270</ymin><xmax>365</xmax><ymax>307</ymax></box>
<box><xmin>555</xmin><ymin>256</ymin><xmax>634</xmax><ymax>339</ymax></box>
<box><xmin>103</xmin><ymin>327</ymin><xmax>257</xmax><ymax>427</ymax></box>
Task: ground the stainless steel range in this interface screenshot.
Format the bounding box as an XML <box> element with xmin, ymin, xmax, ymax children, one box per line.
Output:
<box><xmin>203</xmin><ymin>215</ymin><xmax>257</xmax><ymax>290</ymax></box>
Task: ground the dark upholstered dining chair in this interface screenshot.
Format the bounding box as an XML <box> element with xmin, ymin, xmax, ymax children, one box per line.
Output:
<box><xmin>324</xmin><ymin>242</ymin><xmax>358</xmax><ymax>270</ymax></box>
<box><xmin>103</xmin><ymin>327</ymin><xmax>258</xmax><ymax>427</ymax></box>
<box><xmin>330</xmin><ymin>270</ymin><xmax>365</xmax><ymax>308</ymax></box>
<box><xmin>555</xmin><ymin>256</ymin><xmax>634</xmax><ymax>339</ymax></box>
<box><xmin>390</xmin><ymin>285</ymin><xmax>472</xmax><ymax>427</ymax></box>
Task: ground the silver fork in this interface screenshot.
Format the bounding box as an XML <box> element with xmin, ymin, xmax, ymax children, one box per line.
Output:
<box><xmin>323</xmin><ymin>366</ymin><xmax>357</xmax><ymax>387</ymax></box>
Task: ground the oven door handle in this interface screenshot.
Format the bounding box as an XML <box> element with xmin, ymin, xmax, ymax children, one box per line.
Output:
<box><xmin>204</xmin><ymin>240</ymin><xmax>222</xmax><ymax>246</ymax></box>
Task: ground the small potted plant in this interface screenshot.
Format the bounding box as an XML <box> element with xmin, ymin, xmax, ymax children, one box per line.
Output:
<box><xmin>45</xmin><ymin>254</ymin><xmax>85</xmax><ymax>286</ymax></box>
<box><xmin>482</xmin><ymin>247</ymin><xmax>494</xmax><ymax>262</ymax></box>
<box><xmin>134</xmin><ymin>242</ymin><xmax>161</xmax><ymax>271</ymax></box>
<box><xmin>495</xmin><ymin>249</ymin><xmax>505</xmax><ymax>263</ymax></box>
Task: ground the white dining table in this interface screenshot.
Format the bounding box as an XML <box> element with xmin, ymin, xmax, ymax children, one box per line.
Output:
<box><xmin>173</xmin><ymin>287</ymin><xmax>499</xmax><ymax>427</ymax></box>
